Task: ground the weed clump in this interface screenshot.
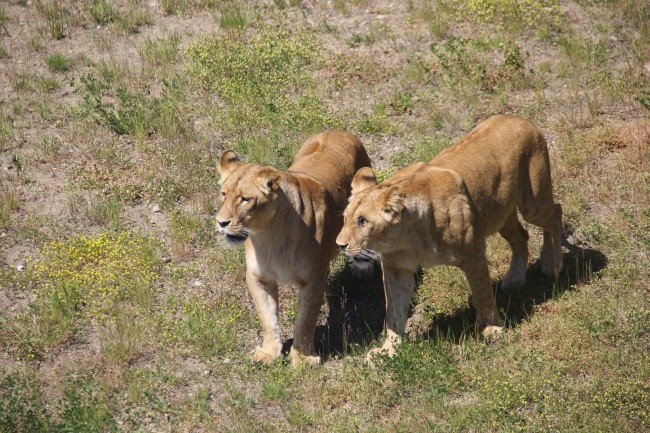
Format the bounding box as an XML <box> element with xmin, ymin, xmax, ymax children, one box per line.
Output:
<box><xmin>188</xmin><ymin>26</ymin><xmax>316</xmax><ymax>103</ymax></box>
<box><xmin>429</xmin><ymin>37</ymin><xmax>527</xmax><ymax>94</ymax></box>
<box><xmin>593</xmin><ymin>379</ymin><xmax>650</xmax><ymax>428</ymax></box>
<box><xmin>0</xmin><ymin>232</ymin><xmax>160</xmax><ymax>360</ymax></box>
<box><xmin>187</xmin><ymin>26</ymin><xmax>338</xmax><ymax>166</ymax></box>
<box><xmin>460</xmin><ymin>0</ymin><xmax>561</xmax><ymax>30</ymax></box>
<box><xmin>29</xmin><ymin>232</ymin><xmax>160</xmax><ymax>319</ymax></box>
<box><xmin>0</xmin><ymin>370</ymin><xmax>51</xmax><ymax>433</ymax></box>
<box><xmin>88</xmin><ymin>0</ymin><xmax>118</xmax><ymax>25</ymax></box>
<box><xmin>45</xmin><ymin>53</ymin><xmax>72</xmax><ymax>73</ymax></box>
<box><xmin>156</xmin><ymin>295</ymin><xmax>244</xmax><ymax>358</ymax></box>
<box><xmin>80</xmin><ymin>74</ymin><xmax>187</xmax><ymax>140</ymax></box>
<box><xmin>0</xmin><ymin>185</ymin><xmax>19</xmax><ymax>229</ymax></box>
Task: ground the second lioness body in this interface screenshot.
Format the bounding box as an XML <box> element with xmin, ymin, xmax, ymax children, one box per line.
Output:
<box><xmin>336</xmin><ymin>115</ymin><xmax>564</xmax><ymax>360</ymax></box>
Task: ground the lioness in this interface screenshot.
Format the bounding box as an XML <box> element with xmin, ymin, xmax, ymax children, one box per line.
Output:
<box><xmin>336</xmin><ymin>115</ymin><xmax>563</xmax><ymax>360</ymax></box>
<box><xmin>216</xmin><ymin>131</ymin><xmax>371</xmax><ymax>365</ymax></box>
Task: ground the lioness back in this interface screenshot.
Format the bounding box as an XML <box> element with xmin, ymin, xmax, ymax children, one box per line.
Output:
<box><xmin>430</xmin><ymin>115</ymin><xmax>552</xmax><ymax>237</ymax></box>
<box><xmin>289</xmin><ymin>130</ymin><xmax>372</xmax><ymax>258</ymax></box>
<box><xmin>290</xmin><ymin>130</ymin><xmax>372</xmax><ymax>210</ymax></box>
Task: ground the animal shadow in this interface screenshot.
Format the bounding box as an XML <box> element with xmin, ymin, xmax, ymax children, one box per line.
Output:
<box><xmin>315</xmin><ymin>262</ymin><xmax>386</xmax><ymax>361</ymax></box>
<box><xmin>425</xmin><ymin>231</ymin><xmax>608</xmax><ymax>342</ymax></box>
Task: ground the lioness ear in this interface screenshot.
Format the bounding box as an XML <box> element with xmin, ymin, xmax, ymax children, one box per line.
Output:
<box><xmin>381</xmin><ymin>185</ymin><xmax>405</xmax><ymax>220</ymax></box>
<box><xmin>351</xmin><ymin>167</ymin><xmax>377</xmax><ymax>195</ymax></box>
<box><xmin>254</xmin><ymin>168</ymin><xmax>281</xmax><ymax>195</ymax></box>
<box><xmin>218</xmin><ymin>150</ymin><xmax>243</xmax><ymax>176</ymax></box>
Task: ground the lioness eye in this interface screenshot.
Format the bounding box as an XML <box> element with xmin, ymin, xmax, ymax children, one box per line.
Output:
<box><xmin>241</xmin><ymin>197</ymin><xmax>250</xmax><ymax>203</ymax></box>
<box><xmin>357</xmin><ymin>216</ymin><xmax>367</xmax><ymax>227</ymax></box>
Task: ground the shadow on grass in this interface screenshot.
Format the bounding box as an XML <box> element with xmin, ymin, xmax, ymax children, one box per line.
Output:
<box><xmin>315</xmin><ymin>234</ymin><xmax>608</xmax><ymax>358</ymax></box>
<box><xmin>427</xmin><ymin>237</ymin><xmax>608</xmax><ymax>343</ymax></box>
<box><xmin>314</xmin><ymin>261</ymin><xmax>386</xmax><ymax>361</ymax></box>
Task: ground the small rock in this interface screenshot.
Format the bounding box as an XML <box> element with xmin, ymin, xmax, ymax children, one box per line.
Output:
<box><xmin>193</xmin><ymin>280</ymin><xmax>203</xmax><ymax>287</ymax></box>
<box><xmin>152</xmin><ymin>204</ymin><xmax>161</xmax><ymax>213</ymax></box>
<box><xmin>16</xmin><ymin>265</ymin><xmax>24</xmax><ymax>272</ymax></box>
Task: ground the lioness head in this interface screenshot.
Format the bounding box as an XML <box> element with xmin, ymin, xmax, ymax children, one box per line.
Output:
<box><xmin>336</xmin><ymin>167</ymin><xmax>406</xmax><ymax>267</ymax></box>
<box><xmin>216</xmin><ymin>150</ymin><xmax>281</xmax><ymax>246</ymax></box>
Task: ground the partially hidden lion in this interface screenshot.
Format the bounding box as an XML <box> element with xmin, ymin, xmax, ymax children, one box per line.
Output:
<box><xmin>216</xmin><ymin>130</ymin><xmax>371</xmax><ymax>366</ymax></box>
<box><xmin>336</xmin><ymin>115</ymin><xmax>564</xmax><ymax>361</ymax></box>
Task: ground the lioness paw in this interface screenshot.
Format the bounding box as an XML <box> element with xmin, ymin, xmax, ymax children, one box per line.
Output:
<box><xmin>365</xmin><ymin>346</ymin><xmax>397</xmax><ymax>368</ymax></box>
<box><xmin>253</xmin><ymin>346</ymin><xmax>281</xmax><ymax>364</ymax></box>
<box><xmin>289</xmin><ymin>348</ymin><xmax>321</xmax><ymax>367</ymax></box>
<box><xmin>481</xmin><ymin>325</ymin><xmax>504</xmax><ymax>340</ymax></box>
<box><xmin>502</xmin><ymin>270</ymin><xmax>526</xmax><ymax>290</ymax></box>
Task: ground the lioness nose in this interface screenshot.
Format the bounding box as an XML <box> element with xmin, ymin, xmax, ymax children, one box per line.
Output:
<box><xmin>337</xmin><ymin>243</ymin><xmax>348</xmax><ymax>251</ymax></box>
<box><xmin>217</xmin><ymin>220</ymin><xmax>231</xmax><ymax>228</ymax></box>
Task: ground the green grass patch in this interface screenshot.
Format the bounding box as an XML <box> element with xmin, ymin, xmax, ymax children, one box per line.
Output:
<box><xmin>430</xmin><ymin>37</ymin><xmax>527</xmax><ymax>94</ymax></box>
<box><xmin>45</xmin><ymin>52</ymin><xmax>72</xmax><ymax>73</ymax></box>
<box><xmin>0</xmin><ymin>369</ymin><xmax>120</xmax><ymax>433</ymax></box>
<box><xmin>57</xmin><ymin>371</ymin><xmax>118</xmax><ymax>432</ymax></box>
<box><xmin>459</xmin><ymin>0</ymin><xmax>562</xmax><ymax>31</ymax></box>
<box><xmin>34</xmin><ymin>0</ymin><xmax>69</xmax><ymax>39</ymax></box>
<box><xmin>155</xmin><ymin>292</ymin><xmax>244</xmax><ymax>358</ymax></box>
<box><xmin>0</xmin><ymin>185</ymin><xmax>20</xmax><ymax>229</ymax></box>
<box><xmin>0</xmin><ymin>232</ymin><xmax>160</xmax><ymax>360</ymax></box>
<box><xmin>116</xmin><ymin>4</ymin><xmax>153</xmax><ymax>34</ymax></box>
<box><xmin>217</xmin><ymin>4</ymin><xmax>248</xmax><ymax>32</ymax></box>
<box><xmin>390</xmin><ymin>134</ymin><xmax>452</xmax><ymax>167</ymax></box>
<box><xmin>79</xmin><ymin>74</ymin><xmax>188</xmax><ymax>141</ymax></box>
<box><xmin>0</xmin><ymin>112</ymin><xmax>13</xmax><ymax>150</ymax></box>
<box><xmin>161</xmin><ymin>0</ymin><xmax>187</xmax><ymax>16</ymax></box>
<box><xmin>139</xmin><ymin>34</ymin><xmax>180</xmax><ymax>69</ymax></box>
<box><xmin>372</xmin><ymin>339</ymin><xmax>461</xmax><ymax>395</ymax></box>
<box><xmin>0</xmin><ymin>370</ymin><xmax>52</xmax><ymax>433</ymax></box>
<box><xmin>187</xmin><ymin>25</ymin><xmax>338</xmax><ymax>167</ymax></box>
<box><xmin>0</xmin><ymin>7</ymin><xmax>9</xmax><ymax>25</ymax></box>
<box><xmin>593</xmin><ymin>378</ymin><xmax>650</xmax><ymax>428</ymax></box>
<box><xmin>88</xmin><ymin>0</ymin><xmax>119</xmax><ymax>25</ymax></box>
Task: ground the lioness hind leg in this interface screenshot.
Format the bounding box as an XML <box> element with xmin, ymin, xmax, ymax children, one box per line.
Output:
<box><xmin>461</xmin><ymin>247</ymin><xmax>504</xmax><ymax>332</ymax></box>
<box><xmin>290</xmin><ymin>281</ymin><xmax>326</xmax><ymax>366</ymax></box>
<box><xmin>518</xmin><ymin>151</ymin><xmax>564</xmax><ymax>277</ymax></box>
<box><xmin>520</xmin><ymin>201</ymin><xmax>564</xmax><ymax>277</ymax></box>
<box><xmin>247</xmin><ymin>273</ymin><xmax>283</xmax><ymax>364</ymax></box>
<box><xmin>539</xmin><ymin>203</ymin><xmax>563</xmax><ymax>276</ymax></box>
<box><xmin>499</xmin><ymin>211</ymin><xmax>529</xmax><ymax>290</ymax></box>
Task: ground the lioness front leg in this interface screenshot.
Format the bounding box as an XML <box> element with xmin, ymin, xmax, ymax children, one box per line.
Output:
<box><xmin>367</xmin><ymin>265</ymin><xmax>415</xmax><ymax>362</ymax></box>
<box><xmin>246</xmin><ymin>273</ymin><xmax>282</xmax><ymax>364</ymax></box>
<box><xmin>289</xmin><ymin>281</ymin><xmax>326</xmax><ymax>366</ymax></box>
<box><xmin>460</xmin><ymin>247</ymin><xmax>504</xmax><ymax>338</ymax></box>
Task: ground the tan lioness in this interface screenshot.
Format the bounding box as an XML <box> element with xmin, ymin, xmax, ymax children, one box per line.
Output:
<box><xmin>336</xmin><ymin>115</ymin><xmax>563</xmax><ymax>360</ymax></box>
<box><xmin>216</xmin><ymin>131</ymin><xmax>371</xmax><ymax>366</ymax></box>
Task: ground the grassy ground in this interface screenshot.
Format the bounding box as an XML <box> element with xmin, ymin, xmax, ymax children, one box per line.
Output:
<box><xmin>1</xmin><ymin>0</ymin><xmax>649</xmax><ymax>431</ymax></box>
